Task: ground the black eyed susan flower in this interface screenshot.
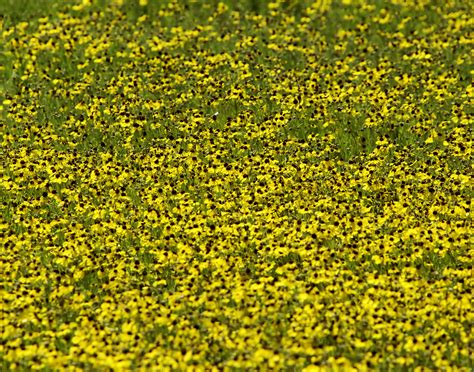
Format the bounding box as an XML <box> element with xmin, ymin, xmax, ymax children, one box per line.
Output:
<box><xmin>0</xmin><ymin>0</ymin><xmax>472</xmax><ymax>370</ymax></box>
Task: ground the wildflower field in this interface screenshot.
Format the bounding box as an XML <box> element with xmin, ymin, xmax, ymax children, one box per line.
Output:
<box><xmin>1</xmin><ymin>0</ymin><xmax>472</xmax><ymax>370</ymax></box>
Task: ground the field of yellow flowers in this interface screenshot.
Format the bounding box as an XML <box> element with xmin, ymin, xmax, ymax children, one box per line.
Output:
<box><xmin>1</xmin><ymin>0</ymin><xmax>472</xmax><ymax>370</ymax></box>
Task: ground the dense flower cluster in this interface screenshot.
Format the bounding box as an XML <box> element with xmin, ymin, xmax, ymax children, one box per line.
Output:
<box><xmin>1</xmin><ymin>0</ymin><xmax>472</xmax><ymax>369</ymax></box>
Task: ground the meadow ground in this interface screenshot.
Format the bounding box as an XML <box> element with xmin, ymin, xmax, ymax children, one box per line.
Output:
<box><xmin>0</xmin><ymin>0</ymin><xmax>472</xmax><ymax>370</ymax></box>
